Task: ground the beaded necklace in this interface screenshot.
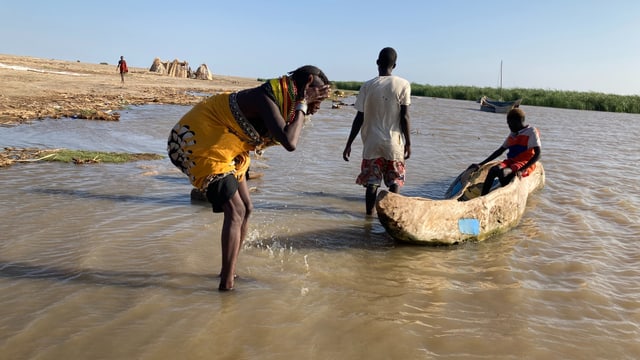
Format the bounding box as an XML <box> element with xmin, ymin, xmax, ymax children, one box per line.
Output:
<box><xmin>266</xmin><ymin>76</ymin><xmax>298</xmax><ymax>124</ymax></box>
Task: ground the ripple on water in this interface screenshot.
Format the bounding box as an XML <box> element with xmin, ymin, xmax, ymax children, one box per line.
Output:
<box><xmin>1</xmin><ymin>102</ymin><xmax>640</xmax><ymax>358</ymax></box>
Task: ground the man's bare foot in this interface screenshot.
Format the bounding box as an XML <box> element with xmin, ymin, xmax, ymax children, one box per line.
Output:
<box><xmin>218</xmin><ymin>273</ymin><xmax>238</xmax><ymax>279</ymax></box>
<box><xmin>219</xmin><ymin>277</ymin><xmax>235</xmax><ymax>291</ymax></box>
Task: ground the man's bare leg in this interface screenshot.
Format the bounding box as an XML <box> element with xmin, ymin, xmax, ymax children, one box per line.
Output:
<box><xmin>365</xmin><ymin>184</ymin><xmax>378</xmax><ymax>215</ymax></box>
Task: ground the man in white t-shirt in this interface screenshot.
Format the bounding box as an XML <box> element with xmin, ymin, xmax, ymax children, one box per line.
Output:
<box><xmin>343</xmin><ymin>47</ymin><xmax>412</xmax><ymax>215</ymax></box>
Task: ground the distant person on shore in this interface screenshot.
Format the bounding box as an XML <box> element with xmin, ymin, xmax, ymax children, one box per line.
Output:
<box><xmin>168</xmin><ymin>66</ymin><xmax>331</xmax><ymax>291</ymax></box>
<box><xmin>342</xmin><ymin>47</ymin><xmax>412</xmax><ymax>216</ymax></box>
<box><xmin>468</xmin><ymin>108</ymin><xmax>541</xmax><ymax>196</ymax></box>
<box><xmin>116</xmin><ymin>56</ymin><xmax>128</xmax><ymax>85</ymax></box>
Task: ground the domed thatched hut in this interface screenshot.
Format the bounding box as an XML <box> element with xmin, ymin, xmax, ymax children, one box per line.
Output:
<box><xmin>149</xmin><ymin>58</ymin><xmax>194</xmax><ymax>79</ymax></box>
<box><xmin>195</xmin><ymin>64</ymin><xmax>213</xmax><ymax>80</ymax></box>
<box><xmin>149</xmin><ymin>57</ymin><xmax>166</xmax><ymax>74</ymax></box>
<box><xmin>149</xmin><ymin>58</ymin><xmax>213</xmax><ymax>80</ymax></box>
<box><xmin>166</xmin><ymin>59</ymin><xmax>189</xmax><ymax>78</ymax></box>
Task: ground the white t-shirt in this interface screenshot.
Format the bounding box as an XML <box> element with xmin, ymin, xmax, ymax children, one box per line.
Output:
<box><xmin>354</xmin><ymin>75</ymin><xmax>411</xmax><ymax>161</ymax></box>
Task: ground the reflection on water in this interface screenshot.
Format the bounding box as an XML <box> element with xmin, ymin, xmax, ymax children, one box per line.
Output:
<box><xmin>1</xmin><ymin>99</ymin><xmax>639</xmax><ymax>359</ymax></box>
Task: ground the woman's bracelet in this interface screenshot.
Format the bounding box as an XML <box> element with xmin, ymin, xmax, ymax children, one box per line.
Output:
<box><xmin>295</xmin><ymin>100</ymin><xmax>308</xmax><ymax>114</ymax></box>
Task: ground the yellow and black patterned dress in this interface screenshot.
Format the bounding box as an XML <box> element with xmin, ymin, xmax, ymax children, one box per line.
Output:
<box><xmin>167</xmin><ymin>76</ymin><xmax>297</xmax><ymax>208</ymax></box>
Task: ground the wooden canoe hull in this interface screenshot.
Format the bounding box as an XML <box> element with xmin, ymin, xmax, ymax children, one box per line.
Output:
<box><xmin>376</xmin><ymin>162</ymin><xmax>545</xmax><ymax>245</ymax></box>
<box><xmin>480</xmin><ymin>96</ymin><xmax>522</xmax><ymax>113</ymax></box>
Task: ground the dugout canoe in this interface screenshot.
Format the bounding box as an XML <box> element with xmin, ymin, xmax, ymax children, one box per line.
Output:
<box><xmin>480</xmin><ymin>96</ymin><xmax>522</xmax><ymax>113</ymax></box>
<box><xmin>376</xmin><ymin>161</ymin><xmax>545</xmax><ymax>245</ymax></box>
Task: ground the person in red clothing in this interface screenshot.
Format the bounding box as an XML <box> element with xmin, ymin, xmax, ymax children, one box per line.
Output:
<box><xmin>116</xmin><ymin>56</ymin><xmax>128</xmax><ymax>84</ymax></box>
<box><xmin>469</xmin><ymin>108</ymin><xmax>541</xmax><ymax>195</ymax></box>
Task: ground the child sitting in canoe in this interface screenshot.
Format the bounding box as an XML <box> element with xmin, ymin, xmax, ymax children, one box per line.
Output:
<box><xmin>469</xmin><ymin>108</ymin><xmax>541</xmax><ymax>196</ymax></box>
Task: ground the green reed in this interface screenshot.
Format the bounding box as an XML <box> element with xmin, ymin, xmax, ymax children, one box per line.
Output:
<box><xmin>49</xmin><ymin>150</ymin><xmax>163</xmax><ymax>163</ymax></box>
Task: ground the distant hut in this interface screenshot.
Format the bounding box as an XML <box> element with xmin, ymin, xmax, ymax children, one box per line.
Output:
<box><xmin>195</xmin><ymin>64</ymin><xmax>213</xmax><ymax>80</ymax></box>
<box><xmin>167</xmin><ymin>59</ymin><xmax>189</xmax><ymax>78</ymax></box>
<box><xmin>149</xmin><ymin>57</ymin><xmax>207</xmax><ymax>79</ymax></box>
<box><xmin>149</xmin><ymin>57</ymin><xmax>166</xmax><ymax>74</ymax></box>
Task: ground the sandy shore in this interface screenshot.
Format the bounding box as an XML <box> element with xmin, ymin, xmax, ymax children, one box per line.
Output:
<box><xmin>0</xmin><ymin>54</ymin><xmax>261</xmax><ymax>125</ymax></box>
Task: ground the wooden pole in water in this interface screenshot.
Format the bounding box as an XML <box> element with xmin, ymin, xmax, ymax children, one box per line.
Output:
<box><xmin>499</xmin><ymin>60</ymin><xmax>503</xmax><ymax>99</ymax></box>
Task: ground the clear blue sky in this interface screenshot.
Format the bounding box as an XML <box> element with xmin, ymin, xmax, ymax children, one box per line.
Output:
<box><xmin>2</xmin><ymin>0</ymin><xmax>639</xmax><ymax>95</ymax></box>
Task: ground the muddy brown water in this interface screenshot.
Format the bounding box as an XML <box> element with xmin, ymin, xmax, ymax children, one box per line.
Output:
<box><xmin>1</xmin><ymin>98</ymin><xmax>639</xmax><ymax>359</ymax></box>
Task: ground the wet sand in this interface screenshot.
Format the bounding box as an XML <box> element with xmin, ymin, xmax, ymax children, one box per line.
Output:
<box><xmin>0</xmin><ymin>54</ymin><xmax>261</xmax><ymax>125</ymax></box>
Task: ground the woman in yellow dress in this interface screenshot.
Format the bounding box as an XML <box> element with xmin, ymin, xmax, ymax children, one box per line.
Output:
<box><xmin>168</xmin><ymin>65</ymin><xmax>331</xmax><ymax>291</ymax></box>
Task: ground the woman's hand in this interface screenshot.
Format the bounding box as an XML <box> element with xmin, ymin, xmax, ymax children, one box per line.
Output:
<box><xmin>304</xmin><ymin>85</ymin><xmax>331</xmax><ymax>103</ymax></box>
<box><xmin>307</xmin><ymin>101</ymin><xmax>322</xmax><ymax>115</ymax></box>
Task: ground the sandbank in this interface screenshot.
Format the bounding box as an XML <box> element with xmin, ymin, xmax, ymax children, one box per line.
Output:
<box><xmin>0</xmin><ymin>54</ymin><xmax>260</xmax><ymax>125</ymax></box>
